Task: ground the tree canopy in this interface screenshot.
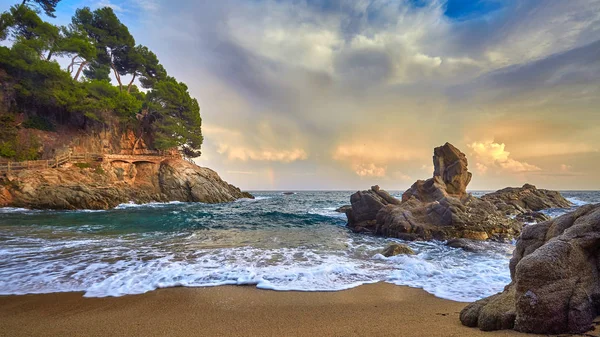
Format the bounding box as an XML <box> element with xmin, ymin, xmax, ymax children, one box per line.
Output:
<box><xmin>21</xmin><ymin>0</ymin><xmax>60</xmax><ymax>18</ymax></box>
<box><xmin>0</xmin><ymin>3</ymin><xmax>203</xmax><ymax>159</ymax></box>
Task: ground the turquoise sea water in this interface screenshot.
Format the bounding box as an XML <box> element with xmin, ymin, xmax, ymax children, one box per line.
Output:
<box><xmin>0</xmin><ymin>191</ymin><xmax>596</xmax><ymax>302</ymax></box>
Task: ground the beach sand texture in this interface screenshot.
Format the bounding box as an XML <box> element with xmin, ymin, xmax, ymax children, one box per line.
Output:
<box><xmin>1</xmin><ymin>283</ymin><xmax>580</xmax><ymax>337</ymax></box>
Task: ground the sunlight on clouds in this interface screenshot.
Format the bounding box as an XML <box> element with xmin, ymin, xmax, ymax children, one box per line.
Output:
<box><xmin>468</xmin><ymin>141</ymin><xmax>541</xmax><ymax>173</ymax></box>
<box><xmin>217</xmin><ymin>145</ymin><xmax>308</xmax><ymax>163</ymax></box>
<box><xmin>136</xmin><ymin>0</ymin><xmax>600</xmax><ymax>189</ymax></box>
<box><xmin>353</xmin><ymin>163</ymin><xmax>386</xmax><ymax>178</ymax></box>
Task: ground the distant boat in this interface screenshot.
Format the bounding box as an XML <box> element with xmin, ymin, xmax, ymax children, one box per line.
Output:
<box><xmin>282</xmin><ymin>192</ymin><xmax>295</xmax><ymax>195</ymax></box>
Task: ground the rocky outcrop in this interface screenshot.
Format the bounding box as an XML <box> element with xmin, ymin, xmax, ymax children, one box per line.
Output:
<box><xmin>402</xmin><ymin>142</ymin><xmax>471</xmax><ymax>202</ymax></box>
<box><xmin>381</xmin><ymin>243</ymin><xmax>415</xmax><ymax>257</ymax></box>
<box><xmin>346</xmin><ymin>143</ymin><xmax>521</xmax><ymax>241</ymax></box>
<box><xmin>482</xmin><ymin>183</ymin><xmax>572</xmax><ymax>217</ymax></box>
<box><xmin>0</xmin><ymin>158</ymin><xmax>252</xmax><ymax>210</ymax></box>
<box><xmin>158</xmin><ymin>159</ymin><xmax>253</xmax><ymax>203</ymax></box>
<box><xmin>345</xmin><ymin>143</ymin><xmax>573</xmax><ymax>241</ymax></box>
<box><xmin>460</xmin><ymin>203</ymin><xmax>600</xmax><ymax>334</ymax></box>
<box><xmin>445</xmin><ymin>239</ymin><xmax>487</xmax><ymax>253</ymax></box>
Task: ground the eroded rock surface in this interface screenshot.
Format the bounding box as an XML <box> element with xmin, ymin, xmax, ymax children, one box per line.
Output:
<box><xmin>460</xmin><ymin>203</ymin><xmax>600</xmax><ymax>334</ymax></box>
<box><xmin>0</xmin><ymin>158</ymin><xmax>252</xmax><ymax>210</ymax></box>
<box><xmin>481</xmin><ymin>184</ymin><xmax>572</xmax><ymax>216</ymax></box>
<box><xmin>346</xmin><ymin>143</ymin><xmax>521</xmax><ymax>241</ymax></box>
<box><xmin>381</xmin><ymin>243</ymin><xmax>415</xmax><ymax>257</ymax></box>
<box><xmin>345</xmin><ymin>142</ymin><xmax>571</xmax><ymax>242</ymax></box>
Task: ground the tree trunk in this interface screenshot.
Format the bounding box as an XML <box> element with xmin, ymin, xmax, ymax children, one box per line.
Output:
<box><xmin>111</xmin><ymin>63</ymin><xmax>123</xmax><ymax>92</ymax></box>
<box><xmin>132</xmin><ymin>130</ymin><xmax>143</xmax><ymax>155</ymax></box>
<box><xmin>46</xmin><ymin>50</ymin><xmax>53</xmax><ymax>61</ymax></box>
<box><xmin>127</xmin><ymin>73</ymin><xmax>137</xmax><ymax>93</ymax></box>
<box><xmin>67</xmin><ymin>56</ymin><xmax>78</xmax><ymax>74</ymax></box>
<box><xmin>74</xmin><ymin>61</ymin><xmax>88</xmax><ymax>81</ymax></box>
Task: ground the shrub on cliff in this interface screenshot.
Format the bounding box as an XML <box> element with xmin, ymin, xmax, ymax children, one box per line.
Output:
<box><xmin>0</xmin><ymin>3</ymin><xmax>203</xmax><ymax>160</ymax></box>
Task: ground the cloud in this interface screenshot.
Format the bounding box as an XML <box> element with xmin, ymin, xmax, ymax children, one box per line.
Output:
<box><xmin>108</xmin><ymin>0</ymin><xmax>600</xmax><ymax>189</ymax></box>
<box><xmin>353</xmin><ymin>163</ymin><xmax>386</xmax><ymax>178</ymax></box>
<box><xmin>217</xmin><ymin>145</ymin><xmax>308</xmax><ymax>163</ymax></box>
<box><xmin>560</xmin><ymin>164</ymin><xmax>572</xmax><ymax>172</ymax></box>
<box><xmin>468</xmin><ymin>141</ymin><xmax>541</xmax><ymax>173</ymax></box>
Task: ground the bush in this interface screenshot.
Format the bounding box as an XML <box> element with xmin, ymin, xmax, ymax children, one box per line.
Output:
<box><xmin>73</xmin><ymin>162</ymin><xmax>91</xmax><ymax>169</ymax></box>
<box><xmin>22</xmin><ymin>115</ymin><xmax>55</xmax><ymax>131</ymax></box>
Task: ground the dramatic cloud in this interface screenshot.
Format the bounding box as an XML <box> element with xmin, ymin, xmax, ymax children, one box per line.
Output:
<box><xmin>468</xmin><ymin>141</ymin><xmax>541</xmax><ymax>174</ymax></box>
<box><xmin>53</xmin><ymin>0</ymin><xmax>600</xmax><ymax>189</ymax></box>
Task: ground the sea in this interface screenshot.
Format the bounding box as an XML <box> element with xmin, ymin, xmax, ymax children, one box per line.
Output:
<box><xmin>0</xmin><ymin>191</ymin><xmax>597</xmax><ymax>302</ymax></box>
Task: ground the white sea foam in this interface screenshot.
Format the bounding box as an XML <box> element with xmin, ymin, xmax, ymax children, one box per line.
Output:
<box><xmin>115</xmin><ymin>201</ymin><xmax>186</xmax><ymax>209</ymax></box>
<box><xmin>566</xmin><ymin>197</ymin><xmax>589</xmax><ymax>206</ymax></box>
<box><xmin>0</xmin><ymin>207</ymin><xmax>39</xmax><ymax>214</ymax></box>
<box><xmin>307</xmin><ymin>207</ymin><xmax>347</xmax><ymax>219</ymax></box>
<box><xmin>0</xmin><ymin>234</ymin><xmax>513</xmax><ymax>302</ymax></box>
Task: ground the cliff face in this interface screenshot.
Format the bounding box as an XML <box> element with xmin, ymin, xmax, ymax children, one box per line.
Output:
<box><xmin>0</xmin><ymin>158</ymin><xmax>252</xmax><ymax>210</ymax></box>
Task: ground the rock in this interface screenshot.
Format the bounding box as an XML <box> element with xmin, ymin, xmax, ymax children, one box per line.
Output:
<box><xmin>481</xmin><ymin>184</ymin><xmax>572</xmax><ymax>216</ymax></box>
<box><xmin>346</xmin><ymin>143</ymin><xmax>521</xmax><ymax>241</ymax></box>
<box><xmin>346</xmin><ymin>185</ymin><xmax>402</xmax><ymax>231</ymax></box>
<box><xmin>514</xmin><ymin>211</ymin><xmax>550</xmax><ymax>224</ymax></box>
<box><xmin>460</xmin><ymin>203</ymin><xmax>600</xmax><ymax>334</ymax></box>
<box><xmin>402</xmin><ymin>142</ymin><xmax>471</xmax><ymax>202</ymax></box>
<box><xmin>335</xmin><ymin>205</ymin><xmax>352</xmax><ymax>213</ymax></box>
<box><xmin>1</xmin><ymin>158</ymin><xmax>253</xmax><ymax>210</ymax></box>
<box><xmin>445</xmin><ymin>238</ymin><xmax>486</xmax><ymax>253</ymax></box>
<box><xmin>158</xmin><ymin>159</ymin><xmax>252</xmax><ymax>203</ymax></box>
<box><xmin>381</xmin><ymin>243</ymin><xmax>415</xmax><ymax>257</ymax></box>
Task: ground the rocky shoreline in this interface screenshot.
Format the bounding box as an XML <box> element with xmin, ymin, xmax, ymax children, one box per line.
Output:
<box><xmin>460</xmin><ymin>203</ymin><xmax>600</xmax><ymax>334</ymax></box>
<box><xmin>343</xmin><ymin>143</ymin><xmax>571</xmax><ymax>242</ymax></box>
<box><xmin>0</xmin><ymin>158</ymin><xmax>252</xmax><ymax>210</ymax></box>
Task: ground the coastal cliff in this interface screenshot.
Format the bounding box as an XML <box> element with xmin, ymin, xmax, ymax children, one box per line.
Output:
<box><xmin>0</xmin><ymin>157</ymin><xmax>252</xmax><ymax>210</ymax></box>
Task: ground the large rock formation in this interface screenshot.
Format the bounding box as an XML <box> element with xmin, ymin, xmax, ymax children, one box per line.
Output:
<box><xmin>460</xmin><ymin>203</ymin><xmax>600</xmax><ymax>334</ymax></box>
<box><xmin>402</xmin><ymin>142</ymin><xmax>471</xmax><ymax>202</ymax></box>
<box><xmin>482</xmin><ymin>183</ymin><xmax>572</xmax><ymax>216</ymax></box>
<box><xmin>346</xmin><ymin>143</ymin><xmax>521</xmax><ymax>241</ymax></box>
<box><xmin>0</xmin><ymin>158</ymin><xmax>252</xmax><ymax>210</ymax></box>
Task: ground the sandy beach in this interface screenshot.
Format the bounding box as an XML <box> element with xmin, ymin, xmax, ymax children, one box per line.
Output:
<box><xmin>0</xmin><ymin>283</ymin><xmax>565</xmax><ymax>337</ymax></box>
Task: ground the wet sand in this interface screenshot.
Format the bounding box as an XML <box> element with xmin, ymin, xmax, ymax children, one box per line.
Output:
<box><xmin>0</xmin><ymin>283</ymin><xmax>574</xmax><ymax>337</ymax></box>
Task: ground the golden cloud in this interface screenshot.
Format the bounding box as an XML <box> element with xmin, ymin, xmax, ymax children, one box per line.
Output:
<box><xmin>468</xmin><ymin>141</ymin><xmax>541</xmax><ymax>173</ymax></box>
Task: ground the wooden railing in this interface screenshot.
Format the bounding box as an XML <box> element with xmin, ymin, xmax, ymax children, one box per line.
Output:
<box><xmin>0</xmin><ymin>151</ymin><xmax>179</xmax><ymax>174</ymax></box>
<box><xmin>0</xmin><ymin>152</ymin><xmax>102</xmax><ymax>174</ymax></box>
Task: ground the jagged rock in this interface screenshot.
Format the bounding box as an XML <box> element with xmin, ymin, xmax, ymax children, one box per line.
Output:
<box><xmin>346</xmin><ymin>143</ymin><xmax>521</xmax><ymax>241</ymax></box>
<box><xmin>482</xmin><ymin>184</ymin><xmax>572</xmax><ymax>216</ymax></box>
<box><xmin>159</xmin><ymin>159</ymin><xmax>253</xmax><ymax>203</ymax></box>
<box><xmin>460</xmin><ymin>204</ymin><xmax>600</xmax><ymax>334</ymax></box>
<box><xmin>445</xmin><ymin>238</ymin><xmax>486</xmax><ymax>253</ymax></box>
<box><xmin>402</xmin><ymin>142</ymin><xmax>471</xmax><ymax>202</ymax></box>
<box><xmin>381</xmin><ymin>243</ymin><xmax>415</xmax><ymax>257</ymax></box>
<box><xmin>335</xmin><ymin>205</ymin><xmax>352</xmax><ymax>213</ymax></box>
<box><xmin>514</xmin><ymin>211</ymin><xmax>550</xmax><ymax>224</ymax></box>
<box><xmin>0</xmin><ymin>158</ymin><xmax>252</xmax><ymax>210</ymax></box>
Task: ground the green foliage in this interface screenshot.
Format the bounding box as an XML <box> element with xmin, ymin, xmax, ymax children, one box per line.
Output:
<box><xmin>73</xmin><ymin>162</ymin><xmax>91</xmax><ymax>169</ymax></box>
<box><xmin>22</xmin><ymin>0</ymin><xmax>61</xmax><ymax>18</ymax></box>
<box><xmin>23</xmin><ymin>115</ymin><xmax>55</xmax><ymax>131</ymax></box>
<box><xmin>94</xmin><ymin>166</ymin><xmax>104</xmax><ymax>175</ymax></box>
<box><xmin>0</xmin><ymin>114</ymin><xmax>41</xmax><ymax>160</ymax></box>
<box><xmin>0</xmin><ymin>4</ymin><xmax>203</xmax><ymax>160</ymax></box>
<box><xmin>146</xmin><ymin>77</ymin><xmax>203</xmax><ymax>157</ymax></box>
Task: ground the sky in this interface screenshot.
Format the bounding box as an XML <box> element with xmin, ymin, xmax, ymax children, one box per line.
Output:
<box><xmin>3</xmin><ymin>0</ymin><xmax>600</xmax><ymax>190</ymax></box>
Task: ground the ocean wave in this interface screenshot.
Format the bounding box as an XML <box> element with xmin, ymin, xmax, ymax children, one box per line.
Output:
<box><xmin>2</xmin><ymin>190</ymin><xmax>597</xmax><ymax>302</ymax></box>
<box><xmin>115</xmin><ymin>201</ymin><xmax>187</xmax><ymax>209</ymax></box>
<box><xmin>0</xmin><ymin>236</ymin><xmax>513</xmax><ymax>302</ymax></box>
<box><xmin>566</xmin><ymin>197</ymin><xmax>590</xmax><ymax>206</ymax></box>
